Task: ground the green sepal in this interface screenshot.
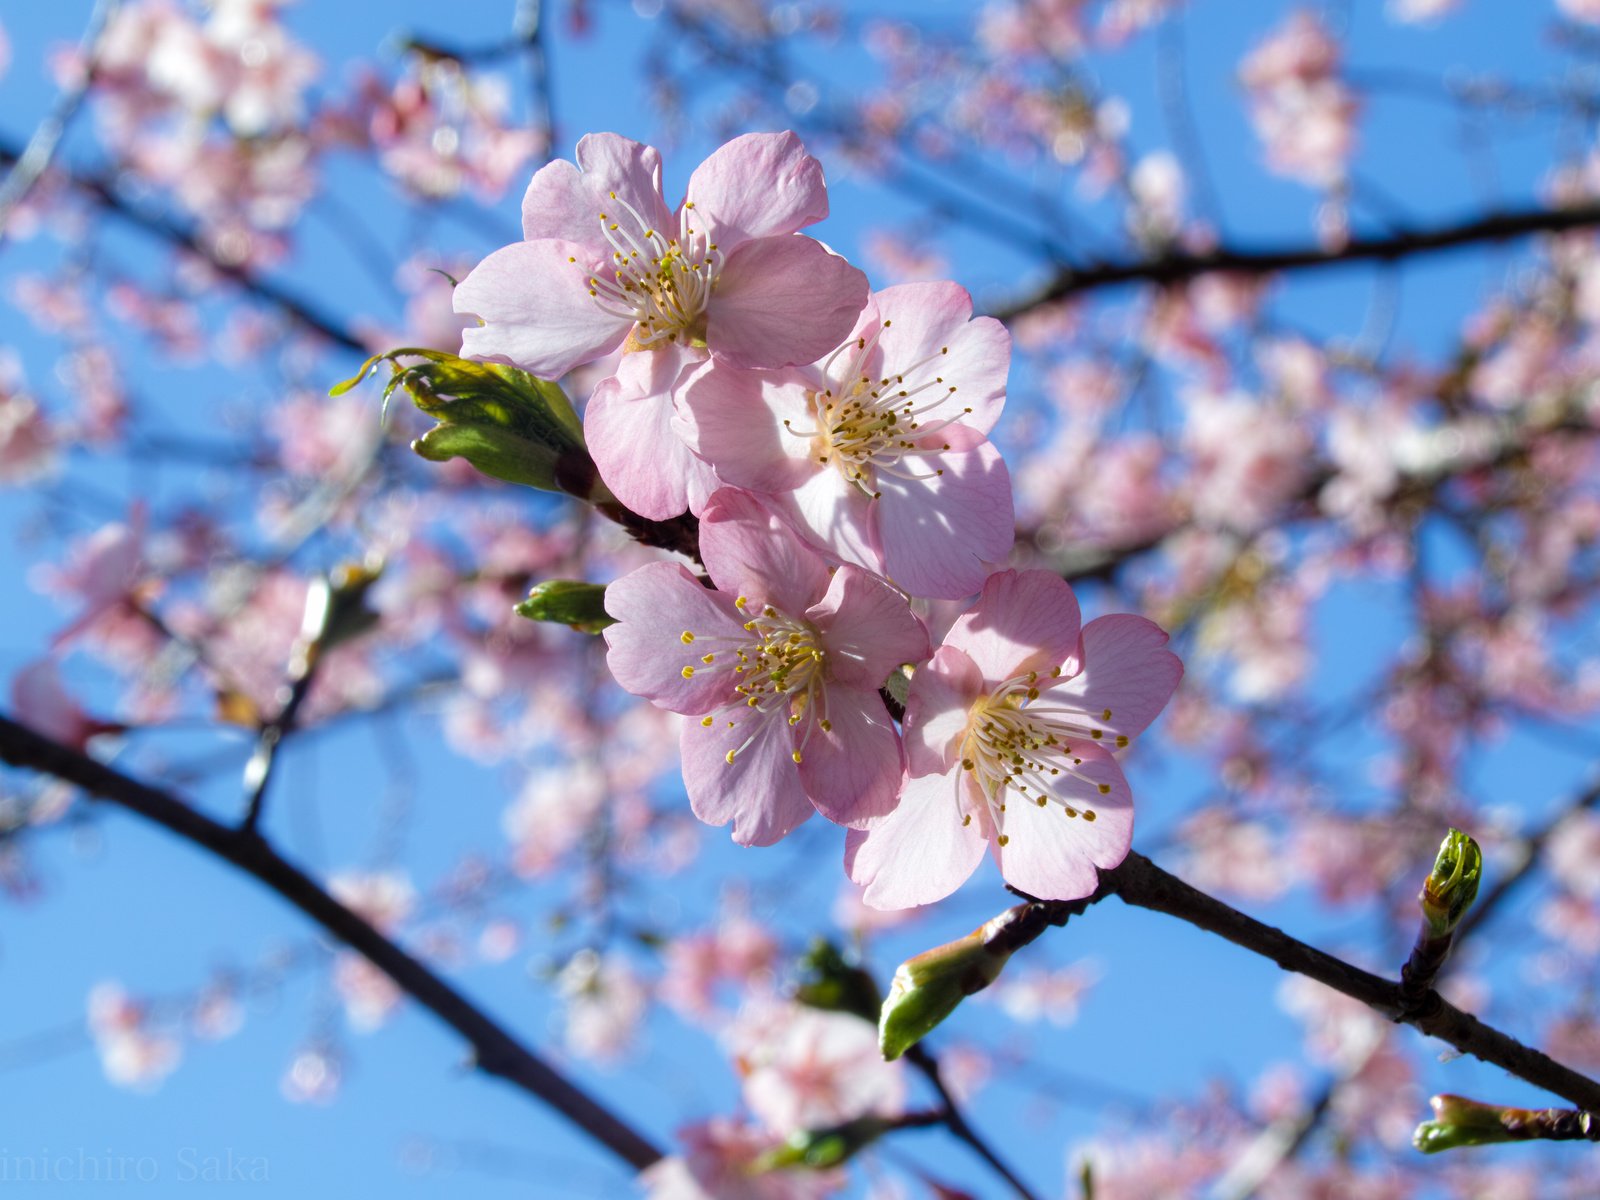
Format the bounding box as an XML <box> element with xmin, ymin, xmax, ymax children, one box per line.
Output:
<box><xmin>515</xmin><ymin>580</ymin><xmax>615</xmax><ymax>634</ymax></box>
<box><xmin>332</xmin><ymin>348</ymin><xmax>596</xmax><ymax>495</ymax></box>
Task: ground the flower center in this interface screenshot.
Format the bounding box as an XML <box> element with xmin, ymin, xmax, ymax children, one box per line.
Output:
<box><xmin>781</xmin><ymin>321</ymin><xmax>973</xmax><ymax>497</ymax></box>
<box><xmin>581</xmin><ymin>194</ymin><xmax>720</xmax><ymax>348</ymax></box>
<box><xmin>679</xmin><ymin>596</ymin><xmax>831</xmax><ymax>765</ymax></box>
<box><xmin>957</xmin><ymin>670</ymin><xmax>1129</xmax><ymax>846</ymax></box>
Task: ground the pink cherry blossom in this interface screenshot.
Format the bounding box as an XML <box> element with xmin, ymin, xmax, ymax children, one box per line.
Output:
<box><xmin>0</xmin><ymin>377</ymin><xmax>57</xmax><ymax>486</ymax></box>
<box><xmin>584</xmin><ymin>343</ymin><xmax>722</xmax><ymax>519</ymax></box>
<box><xmin>453</xmin><ymin>131</ymin><xmax>868</xmax><ymax>380</ymax></box>
<box><xmin>10</xmin><ymin>659</ymin><xmax>118</xmax><ymax>750</ymax></box>
<box><xmin>847</xmin><ymin>569</ymin><xmax>1181</xmax><ymax>907</ymax></box>
<box><xmin>603</xmin><ymin>488</ymin><xmax>929</xmax><ymax>845</ymax></box>
<box><xmin>88</xmin><ymin>982</ymin><xmax>182</xmax><ymax>1092</ymax></box>
<box><xmin>1239</xmin><ymin>10</ymin><xmax>1360</xmax><ymax>188</ymax></box>
<box><xmin>641</xmin><ymin>1118</ymin><xmax>843</xmax><ymax>1200</ymax></box>
<box><xmin>730</xmin><ymin>1001</ymin><xmax>905</xmax><ymax>1133</ymax></box>
<box><xmin>678</xmin><ymin>282</ymin><xmax>1014</xmax><ymax>598</ymax></box>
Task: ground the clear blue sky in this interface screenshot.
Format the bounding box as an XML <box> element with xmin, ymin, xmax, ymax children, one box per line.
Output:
<box><xmin>0</xmin><ymin>3</ymin><xmax>1589</xmax><ymax>1197</ymax></box>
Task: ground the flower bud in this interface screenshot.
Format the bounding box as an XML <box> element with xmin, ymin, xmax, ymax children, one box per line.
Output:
<box><xmin>793</xmin><ymin>939</ymin><xmax>882</xmax><ymax>1024</ymax></box>
<box><xmin>515</xmin><ymin>580</ymin><xmax>615</xmax><ymax>634</ymax></box>
<box><xmin>1419</xmin><ymin>829</ymin><xmax>1483</xmax><ymax>939</ymax></box>
<box><xmin>878</xmin><ymin>909</ymin><xmax>1022</xmax><ymax>1060</ymax></box>
<box><xmin>754</xmin><ymin>1114</ymin><xmax>900</xmax><ymax>1171</ymax></box>
<box><xmin>1414</xmin><ymin>1094</ymin><xmax>1522</xmax><ymax>1153</ymax></box>
<box><xmin>332</xmin><ymin>348</ymin><xmax>596</xmax><ymax>496</ymax></box>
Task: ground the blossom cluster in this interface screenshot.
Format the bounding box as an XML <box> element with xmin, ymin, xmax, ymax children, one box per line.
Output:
<box><xmin>454</xmin><ymin>131</ymin><xmax>1183</xmax><ymax>906</ymax></box>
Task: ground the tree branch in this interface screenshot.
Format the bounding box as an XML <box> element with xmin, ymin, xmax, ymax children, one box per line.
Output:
<box><xmin>904</xmin><ymin>1045</ymin><xmax>1043</xmax><ymax>1200</ymax></box>
<box><xmin>991</xmin><ymin>202</ymin><xmax>1600</xmax><ymax>319</ymax></box>
<box><xmin>0</xmin><ymin>712</ymin><xmax>664</xmax><ymax>1173</ymax></box>
<box><xmin>1103</xmin><ymin>852</ymin><xmax>1600</xmax><ymax>1110</ymax></box>
<box><xmin>0</xmin><ymin>135</ymin><xmax>368</xmax><ymax>356</ymax></box>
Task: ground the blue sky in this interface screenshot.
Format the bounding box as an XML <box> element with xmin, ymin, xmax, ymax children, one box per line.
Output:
<box><xmin>0</xmin><ymin>2</ymin><xmax>1594</xmax><ymax>1197</ymax></box>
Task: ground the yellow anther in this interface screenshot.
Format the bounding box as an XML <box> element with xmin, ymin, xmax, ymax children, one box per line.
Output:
<box><xmin>680</xmin><ymin>631</ymin><xmax>695</xmax><ymax>644</ymax></box>
<box><xmin>791</xmin><ymin>751</ymin><xmax>802</xmax><ymax>764</ymax></box>
<box><xmin>681</xmin><ymin>666</ymin><xmax>695</xmax><ymax>679</ymax></box>
<box><xmin>1084</xmin><ymin>810</ymin><xmax>1097</xmax><ymax>822</ymax></box>
<box><xmin>701</xmin><ymin>715</ymin><xmax>714</xmax><ymax>727</ymax></box>
<box><xmin>725</xmin><ymin>750</ymin><xmax>736</xmax><ymax>764</ymax></box>
<box><xmin>1116</xmin><ymin>735</ymin><xmax>1129</xmax><ymax>748</ymax></box>
<box><xmin>1098</xmin><ymin>783</ymin><xmax>1111</xmax><ymax>795</ymax></box>
<box><xmin>701</xmin><ymin>653</ymin><xmax>715</xmax><ymax>664</ymax></box>
<box><xmin>997</xmin><ymin>834</ymin><xmax>1010</xmax><ymax>847</ymax></box>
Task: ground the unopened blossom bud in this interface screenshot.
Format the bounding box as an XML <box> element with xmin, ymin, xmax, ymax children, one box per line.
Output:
<box><xmin>516</xmin><ymin>580</ymin><xmax>614</xmax><ymax>634</ymax></box>
<box><xmin>879</xmin><ymin>910</ymin><xmax>1021</xmax><ymax>1060</ymax></box>
<box><xmin>793</xmin><ymin>939</ymin><xmax>881</xmax><ymax>1024</ymax></box>
<box><xmin>1413</xmin><ymin>1093</ymin><xmax>1600</xmax><ymax>1153</ymax></box>
<box><xmin>754</xmin><ymin>1114</ymin><xmax>907</xmax><ymax>1171</ymax></box>
<box><xmin>1419</xmin><ymin>829</ymin><xmax>1482</xmax><ymax>939</ymax></box>
<box><xmin>332</xmin><ymin>348</ymin><xmax>596</xmax><ymax>496</ymax></box>
<box><xmin>301</xmin><ymin>558</ymin><xmax>383</xmax><ymax>657</ymax></box>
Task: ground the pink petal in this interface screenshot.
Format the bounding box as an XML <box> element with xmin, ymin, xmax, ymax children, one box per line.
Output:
<box><xmin>674</xmin><ymin>362</ymin><xmax>816</xmax><ymax>493</ymax></box>
<box><xmin>992</xmin><ymin>744</ymin><xmax>1132</xmax><ymax>901</ymax></box>
<box><xmin>946</xmin><ymin>569</ymin><xmax>1083</xmax><ymax>683</ymax></box>
<box><xmin>873</xmin><ymin>283</ymin><xmax>1010</xmax><ymax>435</ymax></box>
<box><xmin>602</xmin><ymin>562</ymin><xmax>744</xmax><ymax>714</ymax></box>
<box><xmin>585</xmin><ymin>346</ymin><xmax>717</xmax><ymax>520</ymax></box>
<box><xmin>684</xmin><ymin>131</ymin><xmax>829</xmax><ymax>245</ymax></box>
<box><xmin>699</xmin><ymin>488</ymin><xmax>831</xmax><ymax>610</ymax></box>
<box><xmin>875</xmin><ymin>436</ymin><xmax>1014</xmax><ymax>600</ymax></box>
<box><xmin>681</xmin><ymin>705</ymin><xmax>814</xmax><ymax>846</ymax></box>
<box><xmin>781</xmin><ymin>470</ymin><xmax>882</xmax><ymax>575</ymax></box>
<box><xmin>1047</xmin><ymin>614</ymin><xmax>1184</xmax><ymax>740</ymax></box>
<box><xmin>522</xmin><ymin>133</ymin><xmax>670</xmax><ymax>245</ymax></box>
<box><xmin>798</xmin><ymin>693</ymin><xmax>905</xmax><ymax>827</ymax></box>
<box><xmin>845</xmin><ymin>768</ymin><xmax>986</xmax><ymax>909</ymax></box>
<box><xmin>11</xmin><ymin>658</ymin><xmax>96</xmax><ymax>749</ymax></box>
<box><xmin>707</xmin><ymin>237</ymin><xmax>869</xmax><ymax>370</ymax></box>
<box><xmin>901</xmin><ymin>645</ymin><xmax>983</xmax><ymax>776</ymax></box>
<box><xmin>456</xmin><ymin>240</ymin><xmax>630</xmax><ymax>378</ymax></box>
<box><xmin>807</xmin><ymin>565</ymin><xmax>929</xmax><ymax>691</ymax></box>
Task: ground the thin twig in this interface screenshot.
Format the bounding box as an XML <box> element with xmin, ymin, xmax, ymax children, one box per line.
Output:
<box><xmin>991</xmin><ymin>202</ymin><xmax>1600</xmax><ymax>319</ymax></box>
<box><xmin>905</xmin><ymin>1045</ymin><xmax>1044</xmax><ymax>1200</ymax></box>
<box><xmin>0</xmin><ymin>0</ymin><xmax>121</xmax><ymax>241</ymax></box>
<box><xmin>1102</xmin><ymin>853</ymin><xmax>1600</xmax><ymax>1110</ymax></box>
<box><xmin>0</xmin><ymin>135</ymin><xmax>367</xmax><ymax>355</ymax></box>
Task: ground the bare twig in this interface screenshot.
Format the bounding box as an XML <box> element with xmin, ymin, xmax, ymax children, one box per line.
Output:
<box><xmin>991</xmin><ymin>202</ymin><xmax>1600</xmax><ymax>319</ymax></box>
<box><xmin>905</xmin><ymin>1045</ymin><xmax>1044</xmax><ymax>1200</ymax></box>
<box><xmin>0</xmin><ymin>0</ymin><xmax>121</xmax><ymax>241</ymax></box>
<box><xmin>0</xmin><ymin>135</ymin><xmax>367</xmax><ymax>355</ymax></box>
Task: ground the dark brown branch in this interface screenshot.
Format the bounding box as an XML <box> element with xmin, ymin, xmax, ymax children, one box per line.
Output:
<box><xmin>992</xmin><ymin>202</ymin><xmax>1600</xmax><ymax>320</ymax></box>
<box><xmin>0</xmin><ymin>713</ymin><xmax>664</xmax><ymax>1172</ymax></box>
<box><xmin>1102</xmin><ymin>852</ymin><xmax>1600</xmax><ymax>1110</ymax></box>
<box><xmin>905</xmin><ymin>1045</ymin><xmax>1043</xmax><ymax>1200</ymax></box>
<box><xmin>0</xmin><ymin>135</ymin><xmax>367</xmax><ymax>356</ymax></box>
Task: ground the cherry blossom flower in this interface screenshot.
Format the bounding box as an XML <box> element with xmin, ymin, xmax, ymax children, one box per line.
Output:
<box><xmin>1239</xmin><ymin>10</ymin><xmax>1360</xmax><ymax>187</ymax></box>
<box><xmin>847</xmin><ymin>569</ymin><xmax>1181</xmax><ymax>907</ymax></box>
<box><xmin>730</xmin><ymin>1002</ymin><xmax>905</xmax><ymax>1133</ymax></box>
<box><xmin>641</xmin><ymin>1118</ymin><xmax>843</xmax><ymax>1200</ymax></box>
<box><xmin>88</xmin><ymin>982</ymin><xmax>182</xmax><ymax>1091</ymax></box>
<box><xmin>603</xmin><ymin>489</ymin><xmax>929</xmax><ymax>845</ymax></box>
<box><xmin>556</xmin><ymin>950</ymin><xmax>648</xmax><ymax>1062</ymax></box>
<box><xmin>454</xmin><ymin>131</ymin><xmax>867</xmax><ymax>380</ymax></box>
<box><xmin>10</xmin><ymin>659</ymin><xmax>119</xmax><ymax>750</ymax></box>
<box><xmin>0</xmin><ymin>380</ymin><xmax>57</xmax><ymax>486</ymax></box>
<box><xmin>678</xmin><ymin>282</ymin><xmax>1013</xmax><ymax>598</ymax></box>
